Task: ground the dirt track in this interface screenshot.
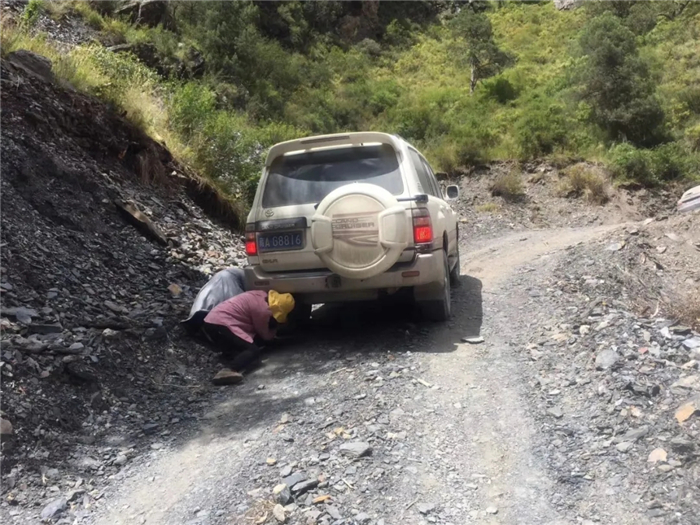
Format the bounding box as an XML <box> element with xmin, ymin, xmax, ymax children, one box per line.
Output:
<box><xmin>3</xmin><ymin>42</ymin><xmax>699</xmax><ymax>525</ymax></box>
<box><xmin>86</xmin><ymin>223</ymin><xmax>645</xmax><ymax>525</ymax></box>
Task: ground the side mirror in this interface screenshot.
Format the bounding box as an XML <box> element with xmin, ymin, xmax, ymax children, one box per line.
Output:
<box><xmin>435</xmin><ymin>171</ymin><xmax>448</xmax><ymax>181</ymax></box>
<box><xmin>445</xmin><ymin>185</ymin><xmax>459</xmax><ymax>200</ymax></box>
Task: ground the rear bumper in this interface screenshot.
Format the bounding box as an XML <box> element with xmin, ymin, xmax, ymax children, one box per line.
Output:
<box><xmin>244</xmin><ymin>252</ymin><xmax>444</xmax><ymax>303</ymax></box>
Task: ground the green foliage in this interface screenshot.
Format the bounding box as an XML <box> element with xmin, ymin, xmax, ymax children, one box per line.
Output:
<box><xmin>584</xmin><ymin>0</ymin><xmax>700</xmax><ymax>35</ymax></box>
<box><xmin>169</xmin><ymin>83</ymin><xmax>217</xmax><ymax>139</ymax></box>
<box><xmin>384</xmin><ymin>19</ymin><xmax>417</xmax><ymax>49</ymax></box>
<box><xmin>167</xmin><ymin>82</ymin><xmax>304</xmax><ymax>200</ymax></box>
<box><xmin>577</xmin><ymin>13</ymin><xmax>665</xmax><ymax>147</ymax></box>
<box><xmin>9</xmin><ymin>0</ymin><xmax>700</xmax><ymax>209</ymax></box>
<box><xmin>686</xmin><ymin>123</ymin><xmax>700</xmax><ymax>152</ymax></box>
<box><xmin>608</xmin><ymin>142</ymin><xmax>700</xmax><ymax>186</ymax></box>
<box><xmin>481</xmin><ymin>76</ymin><xmax>518</xmax><ymax>104</ymax></box>
<box><xmin>20</xmin><ymin>0</ymin><xmax>44</xmax><ymax>28</ymax></box>
<box><xmin>449</xmin><ymin>9</ymin><xmax>513</xmax><ymax>93</ymax></box>
<box><xmin>514</xmin><ymin>100</ymin><xmax>568</xmax><ymax>159</ymax></box>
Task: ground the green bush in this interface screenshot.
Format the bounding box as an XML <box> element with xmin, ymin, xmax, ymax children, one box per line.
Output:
<box><xmin>20</xmin><ymin>0</ymin><xmax>44</xmax><ymax>28</ymax></box>
<box><xmin>557</xmin><ymin>164</ymin><xmax>609</xmax><ymax>204</ymax></box>
<box><xmin>608</xmin><ymin>142</ymin><xmax>699</xmax><ymax>186</ymax></box>
<box><xmin>577</xmin><ymin>13</ymin><xmax>666</xmax><ymax>147</ymax></box>
<box><xmin>490</xmin><ymin>170</ymin><xmax>525</xmax><ymax>201</ymax></box>
<box><xmin>514</xmin><ymin>101</ymin><xmax>568</xmax><ymax>159</ymax></box>
<box><xmin>609</xmin><ymin>143</ymin><xmax>655</xmax><ymax>185</ymax></box>
<box><xmin>482</xmin><ymin>76</ymin><xmax>519</xmax><ymax>104</ymax></box>
<box><xmin>169</xmin><ymin>83</ymin><xmax>217</xmax><ymax>139</ymax></box>
<box><xmin>368</xmin><ymin>80</ymin><xmax>402</xmax><ymax>115</ymax></box>
<box><xmin>686</xmin><ymin>123</ymin><xmax>700</xmax><ymax>152</ymax></box>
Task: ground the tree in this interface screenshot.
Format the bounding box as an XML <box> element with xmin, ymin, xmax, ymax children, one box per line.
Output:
<box><xmin>578</xmin><ymin>13</ymin><xmax>665</xmax><ymax>147</ymax></box>
<box><xmin>584</xmin><ymin>0</ymin><xmax>700</xmax><ymax>35</ymax></box>
<box><xmin>450</xmin><ymin>9</ymin><xmax>512</xmax><ymax>93</ymax></box>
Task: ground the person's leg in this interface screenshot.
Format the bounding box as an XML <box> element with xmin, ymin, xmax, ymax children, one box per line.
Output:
<box><xmin>202</xmin><ymin>322</ymin><xmax>261</xmax><ymax>373</ymax></box>
<box><xmin>227</xmin><ymin>341</ymin><xmax>261</xmax><ymax>372</ymax></box>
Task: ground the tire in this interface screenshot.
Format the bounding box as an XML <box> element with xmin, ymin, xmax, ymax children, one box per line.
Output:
<box><xmin>450</xmin><ymin>245</ymin><xmax>461</xmax><ymax>286</ymax></box>
<box><xmin>420</xmin><ymin>250</ymin><xmax>451</xmax><ymax>322</ymax></box>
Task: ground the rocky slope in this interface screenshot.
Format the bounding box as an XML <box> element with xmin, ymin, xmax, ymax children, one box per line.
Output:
<box><xmin>0</xmin><ymin>50</ymin><xmax>246</xmax><ymax>518</ymax></box>
<box><xmin>523</xmin><ymin>217</ymin><xmax>700</xmax><ymax>523</ymax></box>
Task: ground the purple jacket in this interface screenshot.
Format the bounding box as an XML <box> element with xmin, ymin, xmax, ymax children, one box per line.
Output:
<box><xmin>203</xmin><ymin>291</ymin><xmax>276</xmax><ymax>343</ymax></box>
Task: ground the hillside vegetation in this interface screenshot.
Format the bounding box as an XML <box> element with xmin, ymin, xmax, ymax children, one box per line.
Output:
<box><xmin>3</xmin><ymin>0</ymin><xmax>700</xmax><ymax>207</ymax></box>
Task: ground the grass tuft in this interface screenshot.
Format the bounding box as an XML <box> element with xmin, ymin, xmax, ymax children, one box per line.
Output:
<box><xmin>557</xmin><ymin>164</ymin><xmax>610</xmax><ymax>205</ymax></box>
<box><xmin>667</xmin><ymin>292</ymin><xmax>700</xmax><ymax>332</ymax></box>
<box><xmin>490</xmin><ymin>170</ymin><xmax>525</xmax><ymax>202</ymax></box>
<box><xmin>475</xmin><ymin>202</ymin><xmax>502</xmax><ymax>213</ymax></box>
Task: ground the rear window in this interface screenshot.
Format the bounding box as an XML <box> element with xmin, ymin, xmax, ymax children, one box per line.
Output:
<box><xmin>262</xmin><ymin>144</ymin><xmax>403</xmax><ymax>208</ymax></box>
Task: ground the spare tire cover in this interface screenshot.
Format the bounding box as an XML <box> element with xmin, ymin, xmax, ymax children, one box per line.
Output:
<box><xmin>311</xmin><ymin>183</ymin><xmax>409</xmax><ymax>279</ymax></box>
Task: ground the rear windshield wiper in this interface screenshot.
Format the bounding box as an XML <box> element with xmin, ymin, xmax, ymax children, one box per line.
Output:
<box><xmin>313</xmin><ymin>193</ymin><xmax>427</xmax><ymax>210</ymax></box>
<box><xmin>397</xmin><ymin>194</ymin><xmax>429</xmax><ymax>204</ymax></box>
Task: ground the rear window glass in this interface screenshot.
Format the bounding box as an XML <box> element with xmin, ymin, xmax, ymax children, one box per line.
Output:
<box><xmin>262</xmin><ymin>144</ymin><xmax>403</xmax><ymax>208</ymax></box>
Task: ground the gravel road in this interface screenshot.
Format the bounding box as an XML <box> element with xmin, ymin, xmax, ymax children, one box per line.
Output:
<box><xmin>85</xmin><ymin>223</ymin><xmax>648</xmax><ymax>525</ymax></box>
<box><xmin>2</xmin><ymin>32</ymin><xmax>697</xmax><ymax>525</ymax></box>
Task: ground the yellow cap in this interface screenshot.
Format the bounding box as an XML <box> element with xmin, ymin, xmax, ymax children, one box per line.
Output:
<box><xmin>268</xmin><ymin>290</ymin><xmax>295</xmax><ymax>323</ymax></box>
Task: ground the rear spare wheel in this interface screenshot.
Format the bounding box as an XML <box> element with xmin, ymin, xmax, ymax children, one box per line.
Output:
<box><xmin>310</xmin><ymin>183</ymin><xmax>409</xmax><ymax>280</ymax></box>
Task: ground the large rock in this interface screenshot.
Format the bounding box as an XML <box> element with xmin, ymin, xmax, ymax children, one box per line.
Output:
<box><xmin>621</xmin><ymin>426</ymin><xmax>649</xmax><ymax>442</ymax></box>
<box><xmin>273</xmin><ymin>483</ymin><xmax>292</xmax><ymax>505</ymax></box>
<box><xmin>282</xmin><ymin>472</ymin><xmax>306</xmax><ymax>488</ymax></box>
<box><xmin>291</xmin><ymin>478</ymin><xmax>319</xmax><ymax>495</ymax></box>
<box><xmin>114</xmin><ymin>199</ymin><xmax>169</xmax><ymax>246</ymax></box>
<box><xmin>595</xmin><ymin>349</ymin><xmax>620</xmax><ymax>370</ymax></box>
<box><xmin>339</xmin><ymin>441</ymin><xmax>372</xmax><ymax>458</ymax></box>
<box><xmin>6</xmin><ymin>50</ymin><xmax>54</xmax><ymax>84</ymax></box>
<box><xmin>40</xmin><ymin>498</ymin><xmax>67</xmax><ymax>520</ymax></box>
<box><xmin>670</xmin><ymin>436</ymin><xmax>695</xmax><ymax>455</ymax></box>
<box><xmin>0</xmin><ymin>418</ymin><xmax>13</xmax><ymax>437</ymax></box>
<box><xmin>115</xmin><ymin>1</ymin><xmax>173</xmax><ymax>29</ymax></box>
<box><xmin>272</xmin><ymin>504</ymin><xmax>286</xmax><ymax>523</ymax></box>
<box><xmin>212</xmin><ymin>368</ymin><xmax>243</xmax><ymax>386</ymax></box>
<box><xmin>554</xmin><ymin>0</ymin><xmax>584</xmax><ymax>10</ymax></box>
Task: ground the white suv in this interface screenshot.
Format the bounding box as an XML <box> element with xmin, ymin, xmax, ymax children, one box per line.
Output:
<box><xmin>243</xmin><ymin>132</ymin><xmax>460</xmax><ymax>321</ymax></box>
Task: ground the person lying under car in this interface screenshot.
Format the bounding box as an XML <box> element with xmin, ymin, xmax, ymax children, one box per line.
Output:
<box><xmin>202</xmin><ymin>289</ymin><xmax>295</xmax><ymax>385</ymax></box>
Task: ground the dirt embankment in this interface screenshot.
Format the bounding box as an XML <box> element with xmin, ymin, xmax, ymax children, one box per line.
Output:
<box><xmin>0</xmin><ymin>50</ymin><xmax>245</xmax><ymax>514</ymax></box>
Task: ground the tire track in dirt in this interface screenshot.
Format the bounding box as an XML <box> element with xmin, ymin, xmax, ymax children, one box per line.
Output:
<box><xmin>404</xmin><ymin>224</ymin><xmax>633</xmax><ymax>524</ymax></box>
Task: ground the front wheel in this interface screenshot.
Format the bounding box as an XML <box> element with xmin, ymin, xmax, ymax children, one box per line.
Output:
<box><xmin>420</xmin><ymin>250</ymin><xmax>451</xmax><ymax>322</ymax></box>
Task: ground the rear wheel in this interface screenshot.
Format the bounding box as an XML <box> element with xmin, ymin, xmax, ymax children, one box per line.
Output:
<box><xmin>450</xmin><ymin>246</ymin><xmax>461</xmax><ymax>286</ymax></box>
<box><xmin>420</xmin><ymin>250</ymin><xmax>451</xmax><ymax>322</ymax></box>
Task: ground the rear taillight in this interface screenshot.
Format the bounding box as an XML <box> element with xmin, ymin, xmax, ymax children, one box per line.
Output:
<box><xmin>245</xmin><ymin>225</ymin><xmax>257</xmax><ymax>256</ymax></box>
<box><xmin>412</xmin><ymin>208</ymin><xmax>433</xmax><ymax>244</ymax></box>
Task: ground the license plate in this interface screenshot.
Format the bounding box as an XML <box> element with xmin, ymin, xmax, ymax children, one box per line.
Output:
<box><xmin>257</xmin><ymin>231</ymin><xmax>304</xmax><ymax>252</ymax></box>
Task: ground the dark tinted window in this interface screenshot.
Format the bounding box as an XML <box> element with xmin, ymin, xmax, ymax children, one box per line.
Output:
<box><xmin>262</xmin><ymin>144</ymin><xmax>403</xmax><ymax>208</ymax></box>
<box><xmin>421</xmin><ymin>158</ymin><xmax>442</xmax><ymax>197</ymax></box>
<box><xmin>409</xmin><ymin>149</ymin><xmax>436</xmax><ymax>197</ymax></box>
